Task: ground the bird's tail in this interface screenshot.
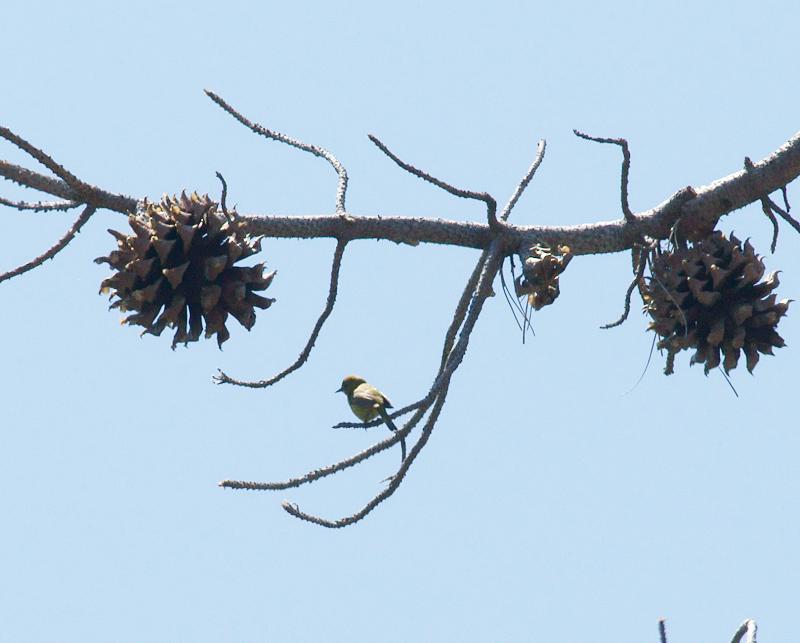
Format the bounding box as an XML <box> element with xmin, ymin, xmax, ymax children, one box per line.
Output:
<box><xmin>379</xmin><ymin>406</ymin><xmax>407</xmax><ymax>462</ymax></box>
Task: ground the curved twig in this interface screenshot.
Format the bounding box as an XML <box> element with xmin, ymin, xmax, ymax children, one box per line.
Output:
<box><xmin>368</xmin><ymin>133</ymin><xmax>499</xmax><ymax>229</ymax></box>
<box><xmin>500</xmin><ymin>139</ymin><xmax>546</xmax><ymax>221</ymax></box>
<box><xmin>601</xmin><ymin>245</ymin><xmax>648</xmax><ymax>329</ymax></box>
<box><xmin>0</xmin><ymin>205</ymin><xmax>96</xmax><ymax>284</ymax></box>
<box><xmin>215</xmin><ymin>171</ymin><xmax>232</xmax><ymax>221</ymax></box>
<box><xmin>214</xmin><ymin>239</ymin><xmax>347</xmax><ymax>388</ymax></box>
<box><xmin>765</xmin><ymin>194</ymin><xmax>800</xmax><ymax>234</ymax></box>
<box><xmin>761</xmin><ymin>199</ymin><xmax>780</xmax><ymax>253</ymax></box>
<box><xmin>574</xmin><ymin>129</ymin><xmax>633</xmax><ymax>221</ymax></box>
<box><xmin>205</xmin><ymin>90</ymin><xmax>349</xmax><ymax>213</ymax></box>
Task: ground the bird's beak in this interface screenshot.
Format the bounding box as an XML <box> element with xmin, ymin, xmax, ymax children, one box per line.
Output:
<box><xmin>335</xmin><ymin>386</ymin><xmax>343</xmax><ymax>394</ymax></box>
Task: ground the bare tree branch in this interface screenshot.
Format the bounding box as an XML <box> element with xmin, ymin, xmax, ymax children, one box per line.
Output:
<box><xmin>219</xmin><ymin>425</ymin><xmax>407</xmax><ymax>491</ymax></box>
<box><xmin>368</xmin><ymin>133</ymin><xmax>499</xmax><ymax>229</ymax></box>
<box><xmin>0</xmin><ymin>205</ymin><xmax>96</xmax><ymax>284</ymax></box>
<box><xmin>4</xmin><ymin>125</ymin><xmax>800</xmax><ymax>258</ymax></box>
<box><xmin>0</xmin><ymin>196</ymin><xmax>80</xmax><ymax>212</ymax></box>
<box><xmin>214</xmin><ymin>239</ymin><xmax>347</xmax><ymax>387</ymax></box>
<box><xmin>765</xmin><ymin>194</ymin><xmax>800</xmax><ymax>235</ymax></box>
<box><xmin>574</xmin><ymin>129</ymin><xmax>633</xmax><ymax>221</ymax></box>
<box><xmin>215</xmin><ymin>171</ymin><xmax>232</xmax><ymax>220</ymax></box>
<box><xmin>204</xmin><ymin>90</ymin><xmax>349</xmax><ymax>213</ymax></box>
<box><xmin>601</xmin><ymin>244</ymin><xmax>648</xmax><ymax>329</ymax></box>
<box><xmin>0</xmin><ymin>125</ymin><xmax>85</xmax><ymax>190</ymax></box>
<box><xmin>500</xmin><ymin>139</ymin><xmax>546</xmax><ymax>221</ymax></box>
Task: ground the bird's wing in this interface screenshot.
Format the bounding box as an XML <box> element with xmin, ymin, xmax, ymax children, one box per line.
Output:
<box><xmin>352</xmin><ymin>384</ymin><xmax>389</xmax><ymax>409</ymax></box>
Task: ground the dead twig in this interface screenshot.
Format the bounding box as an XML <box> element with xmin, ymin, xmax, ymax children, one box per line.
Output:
<box><xmin>601</xmin><ymin>244</ymin><xmax>648</xmax><ymax>329</ymax></box>
<box><xmin>214</xmin><ymin>240</ymin><xmax>347</xmax><ymax>388</ymax></box>
<box><xmin>574</xmin><ymin>129</ymin><xmax>633</xmax><ymax>221</ymax></box>
<box><xmin>500</xmin><ymin>139</ymin><xmax>546</xmax><ymax>221</ymax></box>
<box><xmin>0</xmin><ymin>205</ymin><xmax>96</xmax><ymax>284</ymax></box>
<box><xmin>205</xmin><ymin>90</ymin><xmax>349</xmax><ymax>213</ymax></box>
<box><xmin>0</xmin><ymin>196</ymin><xmax>81</xmax><ymax>212</ymax></box>
<box><xmin>368</xmin><ymin>133</ymin><xmax>499</xmax><ymax>229</ymax></box>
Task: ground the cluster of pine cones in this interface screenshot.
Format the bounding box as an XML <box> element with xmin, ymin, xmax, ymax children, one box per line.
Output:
<box><xmin>641</xmin><ymin>231</ymin><xmax>790</xmax><ymax>374</ymax></box>
<box><xmin>95</xmin><ymin>192</ymin><xmax>275</xmax><ymax>348</ymax></box>
<box><xmin>514</xmin><ymin>243</ymin><xmax>573</xmax><ymax>310</ymax></box>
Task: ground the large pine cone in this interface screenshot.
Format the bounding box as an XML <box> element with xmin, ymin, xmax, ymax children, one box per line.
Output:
<box><xmin>643</xmin><ymin>231</ymin><xmax>790</xmax><ymax>374</ymax></box>
<box><xmin>96</xmin><ymin>192</ymin><xmax>275</xmax><ymax>348</ymax></box>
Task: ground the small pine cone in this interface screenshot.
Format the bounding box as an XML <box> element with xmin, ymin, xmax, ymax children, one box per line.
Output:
<box><xmin>643</xmin><ymin>230</ymin><xmax>790</xmax><ymax>375</ymax></box>
<box><xmin>514</xmin><ymin>243</ymin><xmax>573</xmax><ymax>310</ymax></box>
<box><xmin>95</xmin><ymin>192</ymin><xmax>275</xmax><ymax>349</ymax></box>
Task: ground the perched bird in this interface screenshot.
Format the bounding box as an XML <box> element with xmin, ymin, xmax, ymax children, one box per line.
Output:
<box><xmin>337</xmin><ymin>374</ymin><xmax>406</xmax><ymax>461</ymax></box>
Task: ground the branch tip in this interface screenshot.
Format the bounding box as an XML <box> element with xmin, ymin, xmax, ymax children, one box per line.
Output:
<box><xmin>368</xmin><ymin>133</ymin><xmax>498</xmax><ymax>227</ymax></box>
<box><xmin>206</xmin><ymin>89</ymin><xmax>348</xmax><ymax>212</ymax></box>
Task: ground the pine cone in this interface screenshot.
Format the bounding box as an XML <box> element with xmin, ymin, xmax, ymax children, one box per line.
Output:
<box><xmin>95</xmin><ymin>192</ymin><xmax>275</xmax><ymax>348</ymax></box>
<box><xmin>514</xmin><ymin>243</ymin><xmax>572</xmax><ymax>310</ymax></box>
<box><xmin>643</xmin><ymin>231</ymin><xmax>790</xmax><ymax>374</ymax></box>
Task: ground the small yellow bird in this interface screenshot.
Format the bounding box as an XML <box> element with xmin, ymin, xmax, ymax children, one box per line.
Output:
<box><xmin>337</xmin><ymin>374</ymin><xmax>406</xmax><ymax>461</ymax></box>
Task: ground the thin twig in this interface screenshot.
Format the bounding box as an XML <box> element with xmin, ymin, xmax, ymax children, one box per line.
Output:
<box><xmin>500</xmin><ymin>139</ymin><xmax>546</xmax><ymax>221</ymax></box>
<box><xmin>440</xmin><ymin>248</ymin><xmax>490</xmax><ymax>370</ymax></box>
<box><xmin>367</xmin><ymin>133</ymin><xmax>499</xmax><ymax>229</ymax></box>
<box><xmin>220</xmin><ymin>424</ymin><xmax>410</xmax><ymax>491</ymax></box>
<box><xmin>766</xmin><ymin>194</ymin><xmax>800</xmax><ymax>234</ymax></box>
<box><xmin>0</xmin><ymin>205</ymin><xmax>96</xmax><ymax>284</ymax></box>
<box><xmin>332</xmin><ymin>399</ymin><xmax>424</xmax><ymax>429</ymax></box>
<box><xmin>215</xmin><ymin>171</ymin><xmax>232</xmax><ymax>221</ymax></box>
<box><xmin>574</xmin><ymin>129</ymin><xmax>633</xmax><ymax>221</ymax></box>
<box><xmin>658</xmin><ymin>618</ymin><xmax>667</xmax><ymax>643</ymax></box>
<box><xmin>0</xmin><ymin>125</ymin><xmax>85</xmax><ymax>190</ymax></box>
<box><xmin>745</xmin><ymin>155</ymin><xmax>800</xmax><ymax>241</ymax></box>
<box><xmin>601</xmin><ymin>245</ymin><xmax>647</xmax><ymax>329</ymax></box>
<box><xmin>0</xmin><ymin>196</ymin><xmax>81</xmax><ymax>212</ymax></box>
<box><xmin>205</xmin><ymin>90</ymin><xmax>349</xmax><ymax>213</ymax></box>
<box><xmin>760</xmin><ymin>200</ymin><xmax>780</xmax><ymax>253</ymax></box>
<box><xmin>745</xmin><ymin>156</ymin><xmax>780</xmax><ymax>252</ymax></box>
<box><xmin>780</xmin><ymin>185</ymin><xmax>790</xmax><ymax>212</ymax></box>
<box><xmin>215</xmin><ymin>240</ymin><xmax>347</xmax><ymax>388</ymax></box>
<box><xmin>730</xmin><ymin>619</ymin><xmax>757</xmax><ymax>643</ymax></box>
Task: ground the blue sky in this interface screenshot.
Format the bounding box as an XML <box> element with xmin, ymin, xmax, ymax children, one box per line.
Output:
<box><xmin>1</xmin><ymin>1</ymin><xmax>799</xmax><ymax>641</ymax></box>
